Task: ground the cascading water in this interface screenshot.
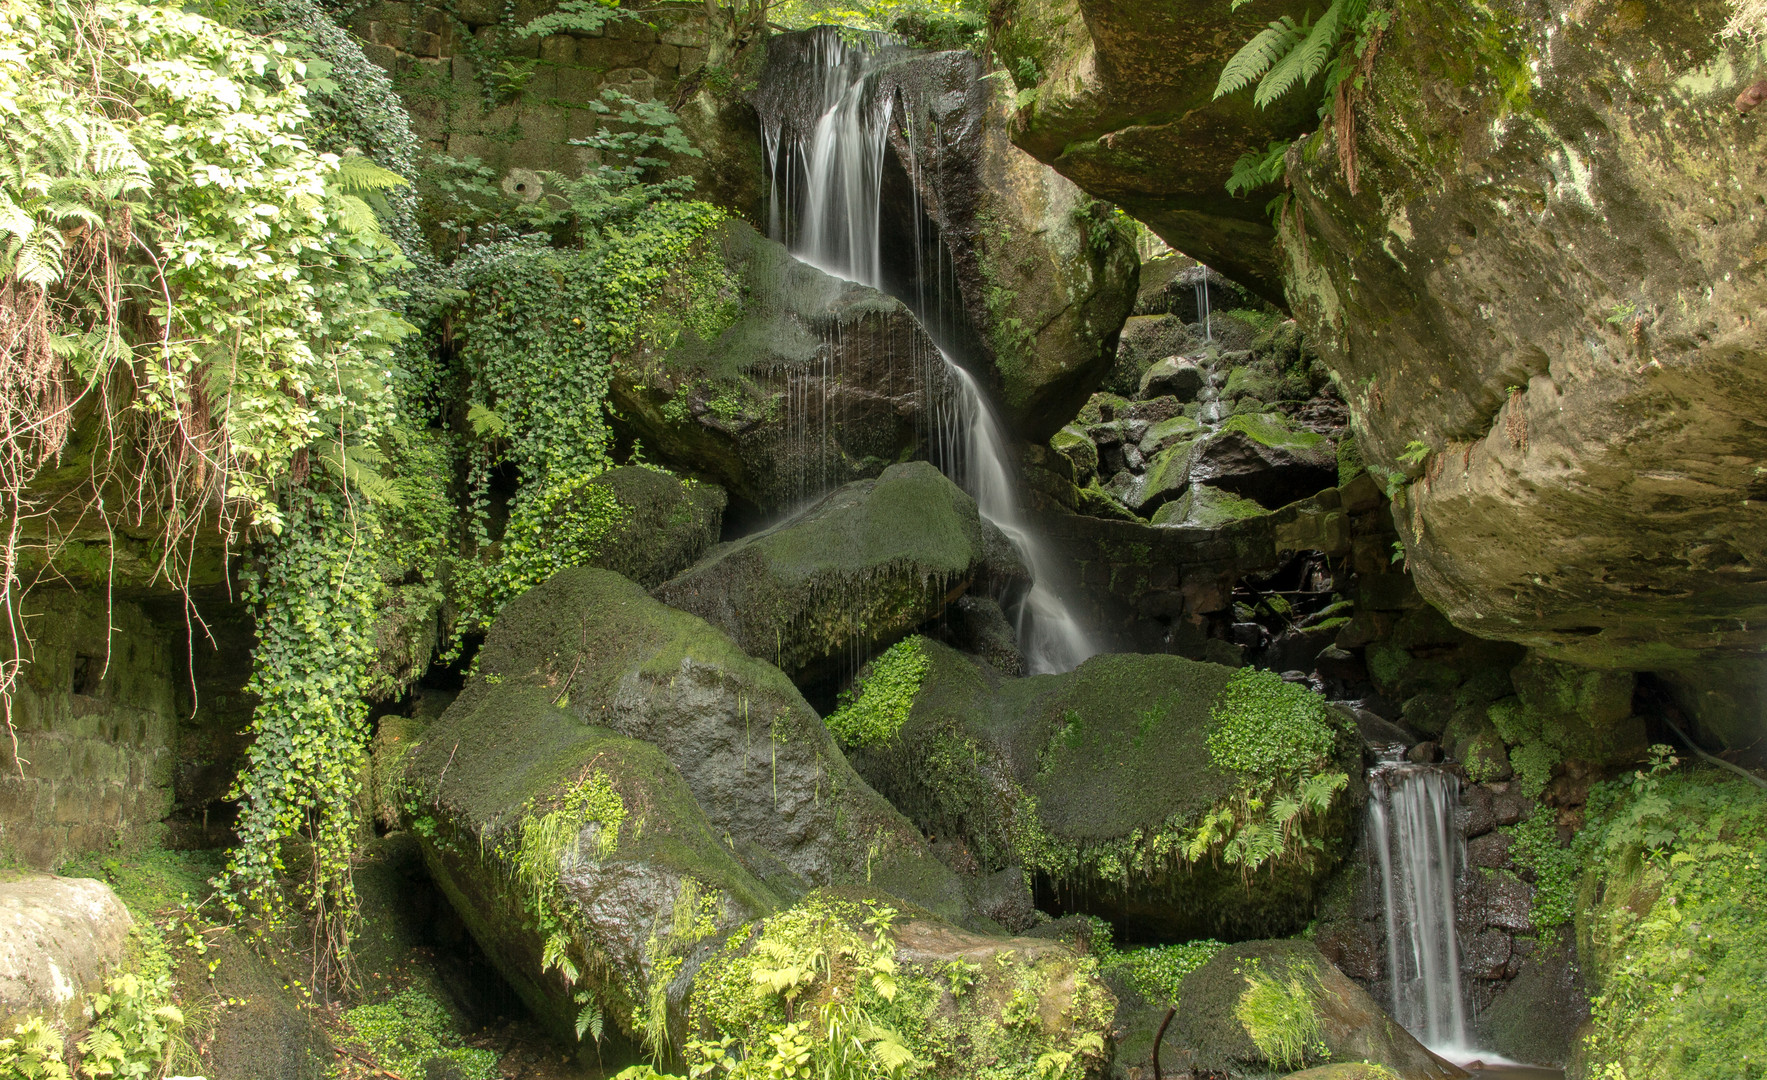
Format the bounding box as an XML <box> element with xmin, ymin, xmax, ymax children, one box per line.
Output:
<box><xmin>759</xmin><ymin>30</ymin><xmax>1099</xmax><ymax>674</ymax></box>
<box><xmin>1367</xmin><ymin>754</ymin><xmax>1471</xmax><ymax>1053</ymax></box>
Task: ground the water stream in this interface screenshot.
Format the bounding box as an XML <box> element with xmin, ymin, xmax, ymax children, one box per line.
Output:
<box><xmin>759</xmin><ymin>30</ymin><xmax>1099</xmax><ymax>674</ymax></box>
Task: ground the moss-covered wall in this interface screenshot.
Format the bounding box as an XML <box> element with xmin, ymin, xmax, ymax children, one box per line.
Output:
<box><xmin>0</xmin><ymin>590</ymin><xmax>179</xmax><ymax>866</ymax></box>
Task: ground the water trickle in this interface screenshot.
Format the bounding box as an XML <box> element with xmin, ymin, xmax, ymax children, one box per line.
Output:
<box><xmin>1368</xmin><ymin>755</ymin><xmax>1470</xmax><ymax>1052</ymax></box>
<box><xmin>1195</xmin><ymin>269</ymin><xmax>1212</xmax><ymax>342</ymax></box>
<box><xmin>758</xmin><ymin>28</ymin><xmax>1099</xmax><ymax>674</ymax></box>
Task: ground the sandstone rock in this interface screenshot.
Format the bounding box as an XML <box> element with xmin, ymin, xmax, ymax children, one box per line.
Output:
<box><xmin>1151</xmin><ymin>483</ymin><xmax>1268</xmax><ymax>529</ymax></box>
<box><xmin>947</xmin><ymin>595</ymin><xmax>1023</xmax><ymax>677</ymax></box>
<box><xmin>654</xmin><ymin>462</ymin><xmax>1022</xmax><ymax>682</ymax></box>
<box><xmin>988</xmin><ymin>0</ymin><xmax>1316</xmax><ymax>298</ymax></box>
<box><xmin>609</xmin><ymin>221</ymin><xmax>951</xmax><ymax>512</ymax></box>
<box><xmin>1168</xmin><ymin>939</ymin><xmax>1467</xmax><ymax>1079</ymax></box>
<box><xmin>400</xmin><ymin>567</ymin><xmax>988</xmax><ymax>1041</ymax></box>
<box><xmin>1472</xmin><ymin>929</ymin><xmax>1590</xmax><ymax>1067</ymax></box>
<box><xmin>1050</xmin><ymin>425</ymin><xmax>1098</xmax><ymax>483</ymax></box>
<box><xmin>565</xmin><ymin>466</ymin><xmax>727</xmax><ymax>589</ymax></box>
<box><xmin>0</xmin><ymin>875</ymin><xmax>133</xmax><ymax>1028</ymax></box>
<box><xmin>844</xmin><ymin>642</ymin><xmax>1361</xmax><ymax>941</ymax></box>
<box><xmin>1139</xmin><ymin>356</ymin><xmax>1206</xmax><ymax>401</ymax></box>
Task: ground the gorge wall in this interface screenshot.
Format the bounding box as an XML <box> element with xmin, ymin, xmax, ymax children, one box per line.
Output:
<box><xmin>991</xmin><ymin>0</ymin><xmax>1767</xmax><ymax>755</ymax></box>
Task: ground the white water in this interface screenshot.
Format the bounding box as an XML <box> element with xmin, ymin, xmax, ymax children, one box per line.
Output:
<box><xmin>761</xmin><ymin>31</ymin><xmax>1099</xmax><ymax>674</ymax></box>
<box><xmin>1368</xmin><ymin>758</ymin><xmax>1471</xmax><ymax>1054</ymax></box>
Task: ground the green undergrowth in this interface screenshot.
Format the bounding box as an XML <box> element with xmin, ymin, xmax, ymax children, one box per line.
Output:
<box><xmin>681</xmin><ymin>894</ymin><xmax>1111</xmax><ymax>1080</ymax></box>
<box><xmin>1085</xmin><ymin>918</ymin><xmax>1225</xmax><ymax>1005</ymax></box>
<box><xmin>340</xmin><ymin>986</ymin><xmax>499</xmax><ymax>1080</ymax></box>
<box><xmin>826</xmin><ymin>636</ymin><xmax>931</xmax><ymax>748</ymax></box>
<box><xmin>1573</xmin><ymin>753</ymin><xmax>1767</xmax><ymax>1079</ymax></box>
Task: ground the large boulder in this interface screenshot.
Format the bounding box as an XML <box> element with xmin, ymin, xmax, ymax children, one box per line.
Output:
<box><xmin>840</xmin><ymin>641</ymin><xmax>1362</xmax><ymax>940</ymax></box>
<box><xmin>609</xmin><ymin>220</ymin><xmax>951</xmax><ymax>513</ymax></box>
<box><xmin>1168</xmin><ymin>940</ymin><xmax>1466</xmax><ymax>1080</ymax></box>
<box><xmin>568</xmin><ymin>466</ymin><xmax>727</xmax><ymax>590</ymax></box>
<box><xmin>654</xmin><ymin>462</ymin><xmax>1024</xmax><ymax>683</ymax></box>
<box><xmin>0</xmin><ymin>875</ymin><xmax>133</xmax><ymax>1028</ymax></box>
<box><xmin>399</xmin><ymin>568</ymin><xmax>994</xmax><ymax>1043</ymax></box>
<box><xmin>1189</xmin><ymin>413</ymin><xmax>1337</xmax><ymax>510</ymax></box>
<box><xmin>989</xmin><ymin>0</ymin><xmax>1315</xmax><ymax>300</ymax></box>
<box><xmin>754</xmin><ymin>31</ymin><xmax>1140</xmax><ymax>441</ymax></box>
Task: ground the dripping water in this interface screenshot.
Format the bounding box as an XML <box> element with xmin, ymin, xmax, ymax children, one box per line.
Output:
<box><xmin>1195</xmin><ymin>269</ymin><xmax>1212</xmax><ymax>341</ymax></box>
<box><xmin>1368</xmin><ymin>754</ymin><xmax>1471</xmax><ymax>1054</ymax></box>
<box><xmin>759</xmin><ymin>29</ymin><xmax>1099</xmax><ymax>674</ymax></box>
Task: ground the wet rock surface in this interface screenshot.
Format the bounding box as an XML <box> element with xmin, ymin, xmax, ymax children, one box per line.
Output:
<box><xmin>654</xmin><ymin>461</ymin><xmax>1023</xmax><ymax>683</ymax></box>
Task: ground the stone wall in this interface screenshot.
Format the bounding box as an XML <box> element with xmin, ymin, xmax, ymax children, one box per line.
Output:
<box><xmin>0</xmin><ymin>590</ymin><xmax>178</xmax><ymax>867</ymax></box>
<box><xmin>344</xmin><ymin>0</ymin><xmax>764</xmax><ymax>214</ymax></box>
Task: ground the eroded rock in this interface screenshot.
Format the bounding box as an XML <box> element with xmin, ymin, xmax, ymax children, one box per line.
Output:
<box><xmin>0</xmin><ymin>875</ymin><xmax>133</xmax><ymax>1028</ymax></box>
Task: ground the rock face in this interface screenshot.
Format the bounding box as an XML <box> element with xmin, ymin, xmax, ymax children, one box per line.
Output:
<box><xmin>610</xmin><ymin>220</ymin><xmax>952</xmax><ymax>513</ymax></box>
<box><xmin>0</xmin><ymin>875</ymin><xmax>133</xmax><ymax>1028</ymax></box>
<box><xmin>655</xmin><ymin>462</ymin><xmax>1023</xmax><ymax>683</ymax></box>
<box><xmin>989</xmin><ymin>0</ymin><xmax>1315</xmax><ymax>300</ymax></box>
<box><xmin>844</xmin><ymin>642</ymin><xmax>1362</xmax><ymax>940</ymax></box>
<box><xmin>1167</xmin><ymin>940</ymin><xmax>1465</xmax><ymax>1080</ymax></box>
<box><xmin>991</xmin><ymin>0</ymin><xmax>1767</xmax><ymax>750</ymax></box>
<box><xmin>399</xmin><ymin>568</ymin><xmax>991</xmax><ymax>1041</ymax></box>
<box><xmin>570</xmin><ymin>466</ymin><xmax>727</xmax><ymax>589</ymax></box>
<box><xmin>753</xmin><ymin>30</ymin><xmax>1140</xmax><ymax>441</ymax></box>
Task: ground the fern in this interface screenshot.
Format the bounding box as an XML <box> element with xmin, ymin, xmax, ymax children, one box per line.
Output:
<box><xmin>335</xmin><ymin>154</ymin><xmax>408</xmax><ymax>193</ymax></box>
<box><xmin>1214</xmin><ymin>15</ymin><xmax>1307</xmax><ymax>100</ymax></box>
<box><xmin>1226</xmin><ymin>140</ymin><xmax>1291</xmax><ymax>196</ymax></box>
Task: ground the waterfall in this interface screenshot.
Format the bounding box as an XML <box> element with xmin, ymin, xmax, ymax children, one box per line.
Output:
<box><xmin>1368</xmin><ymin>757</ymin><xmax>1470</xmax><ymax>1052</ymax></box>
<box><xmin>759</xmin><ymin>29</ymin><xmax>1099</xmax><ymax>674</ymax></box>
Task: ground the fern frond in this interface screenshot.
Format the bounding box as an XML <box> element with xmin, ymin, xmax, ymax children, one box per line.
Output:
<box><xmin>335</xmin><ymin>154</ymin><xmax>408</xmax><ymax>193</ymax></box>
<box><xmin>1255</xmin><ymin>0</ymin><xmax>1346</xmax><ymax>109</ymax></box>
<box><xmin>335</xmin><ymin>194</ymin><xmax>383</xmax><ymax>237</ymax></box>
<box><xmin>1215</xmin><ymin>16</ymin><xmax>1306</xmax><ymax>100</ymax></box>
<box><xmin>1254</xmin><ymin>9</ymin><xmax>1330</xmax><ymax>108</ymax></box>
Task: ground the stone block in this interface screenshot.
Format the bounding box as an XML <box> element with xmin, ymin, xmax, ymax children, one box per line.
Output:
<box><xmin>538</xmin><ymin>35</ymin><xmax>576</xmax><ymax>64</ymax></box>
<box><xmin>554</xmin><ymin>63</ymin><xmax>602</xmax><ymax>103</ymax></box>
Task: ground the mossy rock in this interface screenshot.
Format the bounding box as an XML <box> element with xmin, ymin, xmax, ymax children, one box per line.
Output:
<box><xmin>401</xmin><ymin>567</ymin><xmax>990</xmax><ymax>1043</ymax></box>
<box><xmin>844</xmin><ymin>643</ymin><xmax>1362</xmax><ymax>941</ymax></box>
<box><xmin>654</xmin><ymin>462</ymin><xmax>1022</xmax><ymax>683</ymax></box>
<box><xmin>1187</xmin><ymin>413</ymin><xmax>1336</xmax><ymax>510</ymax></box>
<box><xmin>1169</xmin><ymin>940</ymin><xmax>1451</xmax><ymax>1080</ymax></box>
<box><xmin>609</xmin><ymin>220</ymin><xmax>946</xmax><ymax>512</ymax></box>
<box><xmin>1151</xmin><ymin>484</ymin><xmax>1269</xmax><ymax>529</ymax></box>
<box><xmin>567</xmin><ymin>466</ymin><xmax>727</xmax><ymax>589</ymax></box>
<box><xmin>1139</xmin><ymin>414</ymin><xmax>1204</xmax><ymax>457</ymax></box>
<box><xmin>1051</xmin><ymin>425</ymin><xmax>1100</xmax><ymax>483</ymax></box>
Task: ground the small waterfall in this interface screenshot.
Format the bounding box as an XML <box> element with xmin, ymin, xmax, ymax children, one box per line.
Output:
<box><xmin>1368</xmin><ymin>757</ymin><xmax>1470</xmax><ymax>1051</ymax></box>
<box><xmin>1195</xmin><ymin>269</ymin><xmax>1212</xmax><ymax>341</ymax></box>
<box><xmin>758</xmin><ymin>29</ymin><xmax>1099</xmax><ymax>674</ymax></box>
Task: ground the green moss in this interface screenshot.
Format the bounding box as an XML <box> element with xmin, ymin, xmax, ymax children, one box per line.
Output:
<box><xmin>1218</xmin><ymin>411</ymin><xmax>1327</xmax><ymax>452</ymax></box>
<box><xmin>1090</xmin><ymin>923</ymin><xmax>1226</xmax><ymax>1004</ymax></box>
<box><xmin>1336</xmin><ymin>432</ymin><xmax>1366</xmax><ymax>485</ymax></box>
<box><xmin>1151</xmin><ymin>485</ymin><xmax>1269</xmax><ymax>528</ymax></box>
<box><xmin>826</xmin><ymin>636</ymin><xmax>931</xmax><ymax>749</ymax></box>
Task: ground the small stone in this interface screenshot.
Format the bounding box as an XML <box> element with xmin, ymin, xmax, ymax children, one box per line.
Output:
<box><xmin>1139</xmin><ymin>356</ymin><xmax>1207</xmax><ymax>401</ymax></box>
<box><xmin>1407</xmin><ymin>741</ymin><xmax>1443</xmax><ymax>764</ymax></box>
<box><xmin>1491</xmin><ymin>784</ymin><xmax>1533</xmax><ymax>826</ymax></box>
<box><xmin>1316</xmin><ymin>646</ymin><xmax>1367</xmax><ymax>683</ymax></box>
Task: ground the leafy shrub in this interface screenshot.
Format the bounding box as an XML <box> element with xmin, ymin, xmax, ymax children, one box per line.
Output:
<box><xmin>1576</xmin><ymin>754</ymin><xmax>1767</xmax><ymax>1079</ymax></box>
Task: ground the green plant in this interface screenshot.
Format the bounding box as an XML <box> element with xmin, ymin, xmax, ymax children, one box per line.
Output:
<box><xmin>1503</xmin><ymin>811</ymin><xmax>1577</xmax><ymax>929</ymax></box>
<box><xmin>1397</xmin><ymin>439</ymin><xmax>1430</xmax><ymax>468</ymax></box>
<box><xmin>824</xmin><ymin>636</ymin><xmax>930</xmax><ymax>748</ymax></box>
<box><xmin>1206</xmin><ymin>668</ymin><xmax>1340</xmax><ymax>779</ymax></box>
<box><xmin>0</xmin><ymin>1018</ymin><xmax>70</xmax><ymax>1080</ymax></box>
<box><xmin>1574</xmin><ymin>753</ymin><xmax>1767</xmax><ymax>1079</ymax></box>
<box><xmin>1234</xmin><ymin>958</ymin><xmax>1325</xmax><ymax>1071</ymax></box>
<box><xmin>341</xmin><ymin>987</ymin><xmax>499</xmax><ymax>1080</ymax></box>
<box><xmin>1215</xmin><ymin>0</ymin><xmax>1382</xmax><ymax>110</ymax></box>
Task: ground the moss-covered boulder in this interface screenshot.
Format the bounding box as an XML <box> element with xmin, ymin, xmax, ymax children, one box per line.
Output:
<box><xmin>609</xmin><ymin>220</ymin><xmax>949</xmax><ymax>512</ymax></box>
<box><xmin>400</xmin><ymin>568</ymin><xmax>991</xmax><ymax>1045</ymax></box>
<box><xmin>1189</xmin><ymin>413</ymin><xmax>1336</xmax><ymax>510</ymax></box>
<box><xmin>567</xmin><ymin>466</ymin><xmax>727</xmax><ymax>589</ymax></box>
<box><xmin>1169</xmin><ymin>941</ymin><xmax>1463</xmax><ymax>1080</ymax></box>
<box><xmin>654</xmin><ymin>462</ymin><xmax>1023</xmax><ymax>683</ymax></box>
<box><xmin>1151</xmin><ymin>484</ymin><xmax>1270</xmax><ymax>529</ymax></box>
<box><xmin>839</xmin><ymin>641</ymin><xmax>1363</xmax><ymax>940</ymax></box>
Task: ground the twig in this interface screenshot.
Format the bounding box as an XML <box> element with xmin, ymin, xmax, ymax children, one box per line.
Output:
<box><xmin>1152</xmin><ymin>1006</ymin><xmax>1176</xmax><ymax>1080</ymax></box>
<box><xmin>334</xmin><ymin>1046</ymin><xmax>406</xmax><ymax>1080</ymax></box>
<box><xmin>1660</xmin><ymin>715</ymin><xmax>1767</xmax><ymax>792</ymax></box>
